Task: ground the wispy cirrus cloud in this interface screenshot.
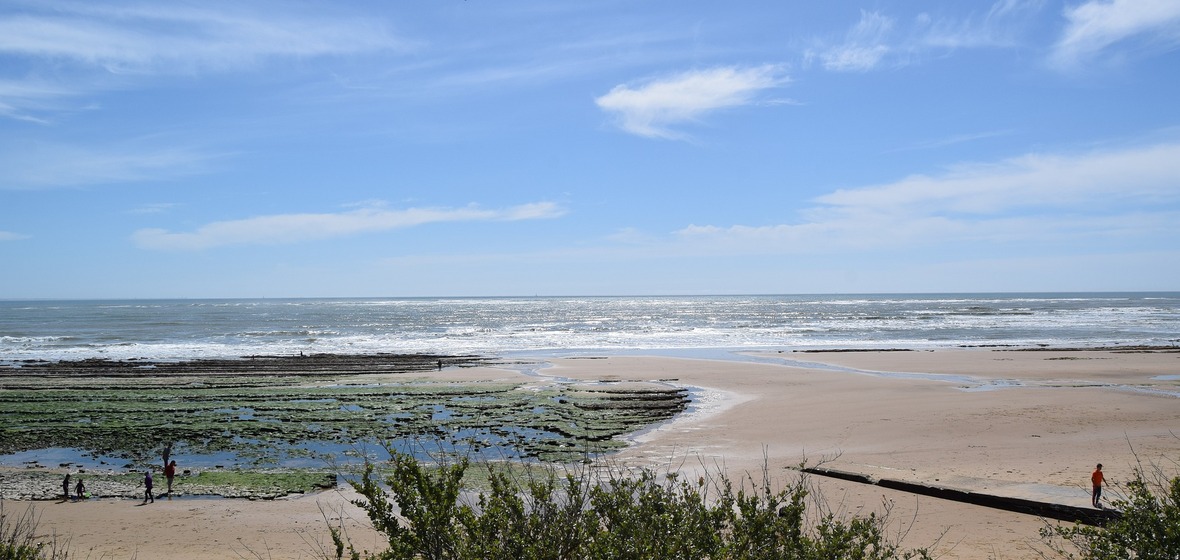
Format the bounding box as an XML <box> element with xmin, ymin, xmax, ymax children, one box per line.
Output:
<box><xmin>0</xmin><ymin>230</ymin><xmax>30</xmax><ymax>241</ymax></box>
<box><xmin>807</xmin><ymin>2</ymin><xmax>1040</xmax><ymax>73</ymax></box>
<box><xmin>132</xmin><ymin>202</ymin><xmax>567</xmax><ymax>251</ymax></box>
<box><xmin>0</xmin><ymin>2</ymin><xmax>403</xmax><ymax>73</ymax></box>
<box><xmin>810</xmin><ymin>10</ymin><xmax>895</xmax><ymax>72</ymax></box>
<box><xmin>807</xmin><ymin>1</ymin><xmax>1180</xmax><ymax>75</ymax></box>
<box><xmin>1051</xmin><ymin>0</ymin><xmax>1180</xmax><ymax>68</ymax></box>
<box><xmin>669</xmin><ymin>141</ymin><xmax>1180</xmax><ymax>254</ymax></box>
<box><xmin>884</xmin><ymin>129</ymin><xmax>1016</xmax><ymax>153</ymax></box>
<box><xmin>127</xmin><ymin>203</ymin><xmax>181</xmax><ymax>215</ymax></box>
<box><xmin>918</xmin><ymin>0</ymin><xmax>1041</xmax><ymax>50</ymax></box>
<box><xmin>815</xmin><ymin>142</ymin><xmax>1180</xmax><ymax>214</ymax></box>
<box><xmin>0</xmin><ymin>1</ymin><xmax>405</xmax><ymax>122</ymax></box>
<box><xmin>0</xmin><ymin>142</ymin><xmax>222</xmax><ymax>190</ymax></box>
<box><xmin>0</xmin><ymin>79</ymin><xmax>83</xmax><ymax>124</ymax></box>
<box><xmin>595</xmin><ymin>65</ymin><xmax>787</xmax><ymax>140</ymax></box>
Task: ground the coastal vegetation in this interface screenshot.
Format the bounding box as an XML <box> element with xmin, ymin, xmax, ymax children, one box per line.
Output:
<box><xmin>0</xmin><ymin>501</ymin><xmax>69</xmax><ymax>560</ymax></box>
<box><xmin>1040</xmin><ymin>457</ymin><xmax>1180</xmax><ymax>559</ymax></box>
<box><xmin>335</xmin><ymin>448</ymin><xmax>938</xmax><ymax>560</ymax></box>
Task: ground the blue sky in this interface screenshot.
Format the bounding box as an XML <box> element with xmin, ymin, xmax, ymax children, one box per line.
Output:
<box><xmin>2</xmin><ymin>0</ymin><xmax>1179</xmax><ymax>298</ymax></box>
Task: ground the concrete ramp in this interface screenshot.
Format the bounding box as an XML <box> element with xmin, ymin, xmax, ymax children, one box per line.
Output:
<box><xmin>803</xmin><ymin>466</ymin><xmax>1121</xmax><ymax>526</ymax></box>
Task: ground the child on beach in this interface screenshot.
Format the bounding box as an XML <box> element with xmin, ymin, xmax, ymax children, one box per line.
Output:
<box><xmin>74</xmin><ymin>477</ymin><xmax>86</xmax><ymax>500</ymax></box>
<box><xmin>143</xmin><ymin>470</ymin><xmax>154</xmax><ymax>504</ymax></box>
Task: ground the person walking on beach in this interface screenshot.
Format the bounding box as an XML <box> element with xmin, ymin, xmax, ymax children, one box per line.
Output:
<box><xmin>1091</xmin><ymin>463</ymin><xmax>1105</xmax><ymax>508</ymax></box>
<box><xmin>74</xmin><ymin>477</ymin><xmax>86</xmax><ymax>500</ymax></box>
<box><xmin>62</xmin><ymin>473</ymin><xmax>71</xmax><ymax>500</ymax></box>
<box><xmin>143</xmin><ymin>470</ymin><xmax>154</xmax><ymax>504</ymax></box>
<box><xmin>165</xmin><ymin>460</ymin><xmax>177</xmax><ymax>496</ymax></box>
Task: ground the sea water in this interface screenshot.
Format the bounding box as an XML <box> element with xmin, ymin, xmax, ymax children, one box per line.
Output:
<box><xmin>3</xmin><ymin>293</ymin><xmax>1178</xmax><ymax>471</ymax></box>
<box><xmin>2</xmin><ymin>293</ymin><xmax>1177</xmax><ymax>364</ymax></box>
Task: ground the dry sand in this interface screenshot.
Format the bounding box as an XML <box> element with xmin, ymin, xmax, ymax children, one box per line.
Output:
<box><xmin>8</xmin><ymin>348</ymin><xmax>1179</xmax><ymax>559</ymax></box>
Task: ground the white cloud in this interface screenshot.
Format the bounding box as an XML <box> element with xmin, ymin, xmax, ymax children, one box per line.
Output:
<box><xmin>817</xmin><ymin>44</ymin><xmax>890</xmax><ymax>72</ymax></box>
<box><xmin>0</xmin><ymin>79</ymin><xmax>81</xmax><ymax>123</ymax></box>
<box><xmin>0</xmin><ymin>3</ymin><xmax>402</xmax><ymax>74</ymax></box>
<box><xmin>127</xmin><ymin>203</ymin><xmax>180</xmax><ymax>215</ymax></box>
<box><xmin>918</xmin><ymin>0</ymin><xmax>1042</xmax><ymax>50</ymax></box>
<box><xmin>0</xmin><ymin>142</ymin><xmax>221</xmax><ymax>190</ymax></box>
<box><xmin>808</xmin><ymin>1</ymin><xmax>1180</xmax><ymax>74</ymax></box>
<box><xmin>668</xmin><ymin>142</ymin><xmax>1180</xmax><ymax>254</ymax></box>
<box><xmin>884</xmin><ymin>130</ymin><xmax>1016</xmax><ymax>153</ymax></box>
<box><xmin>132</xmin><ymin>202</ymin><xmax>567</xmax><ymax>250</ymax></box>
<box><xmin>808</xmin><ymin>2</ymin><xmax>1042</xmax><ymax>73</ymax></box>
<box><xmin>1052</xmin><ymin>0</ymin><xmax>1180</xmax><ymax>67</ymax></box>
<box><xmin>595</xmin><ymin>65</ymin><xmax>787</xmax><ymax>139</ymax></box>
<box><xmin>814</xmin><ymin>11</ymin><xmax>895</xmax><ymax>72</ymax></box>
<box><xmin>0</xmin><ymin>230</ymin><xmax>30</xmax><ymax>241</ymax></box>
<box><xmin>816</xmin><ymin>142</ymin><xmax>1180</xmax><ymax>214</ymax></box>
<box><xmin>0</xmin><ymin>2</ymin><xmax>405</xmax><ymax>121</ymax></box>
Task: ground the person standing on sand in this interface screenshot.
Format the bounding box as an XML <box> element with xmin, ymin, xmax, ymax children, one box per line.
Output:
<box><xmin>1092</xmin><ymin>463</ymin><xmax>1105</xmax><ymax>508</ymax></box>
<box><xmin>165</xmin><ymin>460</ymin><xmax>177</xmax><ymax>495</ymax></box>
<box><xmin>62</xmin><ymin>473</ymin><xmax>71</xmax><ymax>500</ymax></box>
<box><xmin>74</xmin><ymin>477</ymin><xmax>85</xmax><ymax>500</ymax></box>
<box><xmin>143</xmin><ymin>470</ymin><xmax>154</xmax><ymax>504</ymax></box>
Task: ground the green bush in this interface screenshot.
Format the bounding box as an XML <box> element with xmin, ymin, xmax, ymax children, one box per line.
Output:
<box><xmin>1040</xmin><ymin>465</ymin><xmax>1180</xmax><ymax>559</ymax></box>
<box><xmin>336</xmin><ymin>449</ymin><xmax>933</xmax><ymax>560</ymax></box>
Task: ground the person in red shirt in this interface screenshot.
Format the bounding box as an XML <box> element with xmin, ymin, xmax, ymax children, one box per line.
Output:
<box><xmin>165</xmin><ymin>460</ymin><xmax>177</xmax><ymax>496</ymax></box>
<box><xmin>1091</xmin><ymin>463</ymin><xmax>1105</xmax><ymax>508</ymax></box>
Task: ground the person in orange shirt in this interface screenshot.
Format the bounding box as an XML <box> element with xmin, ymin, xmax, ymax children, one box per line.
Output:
<box><xmin>165</xmin><ymin>460</ymin><xmax>178</xmax><ymax>496</ymax></box>
<box><xmin>1091</xmin><ymin>463</ymin><xmax>1105</xmax><ymax>508</ymax></box>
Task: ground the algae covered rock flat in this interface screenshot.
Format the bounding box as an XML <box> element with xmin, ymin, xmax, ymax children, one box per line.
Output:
<box><xmin>0</xmin><ymin>468</ymin><xmax>337</xmax><ymax>501</ymax></box>
<box><xmin>1</xmin><ymin>353</ymin><xmax>690</xmax><ymax>493</ymax></box>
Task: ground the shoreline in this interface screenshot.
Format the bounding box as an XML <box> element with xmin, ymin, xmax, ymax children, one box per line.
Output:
<box><xmin>3</xmin><ymin>347</ymin><xmax>1179</xmax><ymax>558</ymax></box>
<box><xmin>530</xmin><ymin>347</ymin><xmax>1180</xmax><ymax>558</ymax></box>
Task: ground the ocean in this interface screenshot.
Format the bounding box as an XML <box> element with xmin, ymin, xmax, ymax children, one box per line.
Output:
<box><xmin>2</xmin><ymin>293</ymin><xmax>1178</xmax><ymax>364</ymax></box>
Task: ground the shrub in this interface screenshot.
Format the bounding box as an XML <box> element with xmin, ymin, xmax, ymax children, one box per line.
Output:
<box><xmin>334</xmin><ymin>448</ymin><xmax>933</xmax><ymax>560</ymax></box>
<box><xmin>1040</xmin><ymin>465</ymin><xmax>1180</xmax><ymax>560</ymax></box>
<box><xmin>0</xmin><ymin>502</ymin><xmax>70</xmax><ymax>560</ymax></box>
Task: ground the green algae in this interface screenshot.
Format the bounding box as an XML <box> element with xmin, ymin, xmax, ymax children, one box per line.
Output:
<box><xmin>0</xmin><ymin>469</ymin><xmax>336</xmax><ymax>500</ymax></box>
<box><xmin>1</xmin><ymin>354</ymin><xmax>689</xmax><ymax>471</ymax></box>
<box><xmin>176</xmin><ymin>470</ymin><xmax>337</xmax><ymax>498</ymax></box>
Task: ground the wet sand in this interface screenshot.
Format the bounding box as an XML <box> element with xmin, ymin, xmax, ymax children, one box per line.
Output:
<box><xmin>8</xmin><ymin>348</ymin><xmax>1179</xmax><ymax>559</ymax></box>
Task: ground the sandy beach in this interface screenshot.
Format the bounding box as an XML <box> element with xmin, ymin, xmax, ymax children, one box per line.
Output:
<box><xmin>8</xmin><ymin>348</ymin><xmax>1179</xmax><ymax>559</ymax></box>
